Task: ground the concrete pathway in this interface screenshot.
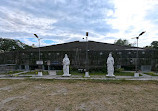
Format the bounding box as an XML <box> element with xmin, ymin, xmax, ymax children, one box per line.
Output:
<box><xmin>12</xmin><ymin>71</ymin><xmax>29</xmax><ymax>76</ymax></box>
<box><xmin>0</xmin><ymin>71</ymin><xmax>29</xmax><ymax>78</ymax></box>
<box><xmin>140</xmin><ymin>73</ymin><xmax>152</xmax><ymax>77</ymax></box>
<box><xmin>0</xmin><ymin>71</ymin><xmax>158</xmax><ymax>80</ymax></box>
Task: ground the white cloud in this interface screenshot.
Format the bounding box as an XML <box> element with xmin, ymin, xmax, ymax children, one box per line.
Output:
<box><xmin>1</xmin><ymin>0</ymin><xmax>158</xmax><ymax>47</ymax></box>
<box><xmin>0</xmin><ymin>6</ymin><xmax>57</xmax><ymax>35</ymax></box>
<box><xmin>106</xmin><ymin>0</ymin><xmax>158</xmax><ymax>47</ymax></box>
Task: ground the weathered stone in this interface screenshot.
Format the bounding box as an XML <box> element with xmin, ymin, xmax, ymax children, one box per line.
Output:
<box><xmin>106</xmin><ymin>53</ymin><xmax>115</xmax><ymax>77</ymax></box>
<box><xmin>62</xmin><ymin>54</ymin><xmax>71</xmax><ymax>77</ymax></box>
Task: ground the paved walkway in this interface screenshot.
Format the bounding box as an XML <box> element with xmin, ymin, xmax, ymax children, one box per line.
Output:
<box><xmin>140</xmin><ymin>73</ymin><xmax>152</xmax><ymax>77</ymax></box>
<box><xmin>0</xmin><ymin>73</ymin><xmax>158</xmax><ymax>80</ymax></box>
<box><xmin>0</xmin><ymin>71</ymin><xmax>29</xmax><ymax>78</ymax></box>
<box><xmin>12</xmin><ymin>71</ymin><xmax>29</xmax><ymax>76</ymax></box>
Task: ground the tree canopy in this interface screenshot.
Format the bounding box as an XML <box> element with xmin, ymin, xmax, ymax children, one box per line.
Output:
<box><xmin>114</xmin><ymin>39</ymin><xmax>132</xmax><ymax>46</ymax></box>
<box><xmin>144</xmin><ymin>41</ymin><xmax>158</xmax><ymax>49</ymax></box>
<box><xmin>151</xmin><ymin>41</ymin><xmax>158</xmax><ymax>49</ymax></box>
<box><xmin>0</xmin><ymin>38</ymin><xmax>32</xmax><ymax>52</ymax></box>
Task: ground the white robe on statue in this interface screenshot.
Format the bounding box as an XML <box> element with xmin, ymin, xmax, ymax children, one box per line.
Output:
<box><xmin>62</xmin><ymin>54</ymin><xmax>71</xmax><ymax>76</ymax></box>
<box><xmin>107</xmin><ymin>53</ymin><xmax>115</xmax><ymax>76</ymax></box>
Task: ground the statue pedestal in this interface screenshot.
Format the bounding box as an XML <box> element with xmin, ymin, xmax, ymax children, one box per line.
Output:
<box><xmin>84</xmin><ymin>72</ymin><xmax>90</xmax><ymax>77</ymax></box>
<box><xmin>48</xmin><ymin>70</ymin><xmax>56</xmax><ymax>75</ymax></box>
<box><xmin>134</xmin><ymin>73</ymin><xmax>139</xmax><ymax>77</ymax></box>
<box><xmin>62</xmin><ymin>74</ymin><xmax>71</xmax><ymax>77</ymax></box>
<box><xmin>106</xmin><ymin>74</ymin><xmax>115</xmax><ymax>77</ymax></box>
<box><xmin>38</xmin><ymin>72</ymin><xmax>43</xmax><ymax>76</ymax></box>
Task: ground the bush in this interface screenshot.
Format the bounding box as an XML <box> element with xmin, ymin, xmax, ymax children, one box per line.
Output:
<box><xmin>7</xmin><ymin>71</ymin><xmax>22</xmax><ymax>74</ymax></box>
<box><xmin>115</xmin><ymin>68</ymin><xmax>124</xmax><ymax>73</ymax></box>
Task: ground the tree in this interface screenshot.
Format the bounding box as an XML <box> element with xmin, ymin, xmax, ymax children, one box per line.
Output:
<box><xmin>0</xmin><ymin>38</ymin><xmax>32</xmax><ymax>52</ymax></box>
<box><xmin>151</xmin><ymin>41</ymin><xmax>158</xmax><ymax>49</ymax></box>
<box><xmin>114</xmin><ymin>39</ymin><xmax>132</xmax><ymax>46</ymax></box>
<box><xmin>144</xmin><ymin>45</ymin><xmax>152</xmax><ymax>49</ymax></box>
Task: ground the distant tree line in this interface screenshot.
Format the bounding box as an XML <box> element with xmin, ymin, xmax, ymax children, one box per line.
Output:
<box><xmin>114</xmin><ymin>39</ymin><xmax>158</xmax><ymax>49</ymax></box>
<box><xmin>0</xmin><ymin>38</ymin><xmax>32</xmax><ymax>52</ymax></box>
<box><xmin>145</xmin><ymin>41</ymin><xmax>158</xmax><ymax>49</ymax></box>
<box><xmin>1</xmin><ymin>38</ymin><xmax>158</xmax><ymax>53</ymax></box>
<box><xmin>114</xmin><ymin>39</ymin><xmax>133</xmax><ymax>46</ymax></box>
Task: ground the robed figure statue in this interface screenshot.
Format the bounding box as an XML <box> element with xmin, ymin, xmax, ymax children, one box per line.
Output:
<box><xmin>106</xmin><ymin>53</ymin><xmax>115</xmax><ymax>77</ymax></box>
<box><xmin>62</xmin><ymin>54</ymin><xmax>71</xmax><ymax>76</ymax></box>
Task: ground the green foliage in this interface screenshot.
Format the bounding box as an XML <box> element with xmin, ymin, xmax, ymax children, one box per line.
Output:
<box><xmin>144</xmin><ymin>45</ymin><xmax>152</xmax><ymax>49</ymax></box>
<box><xmin>90</xmin><ymin>71</ymin><xmax>134</xmax><ymax>76</ymax></box>
<box><xmin>151</xmin><ymin>41</ymin><xmax>158</xmax><ymax>49</ymax></box>
<box><xmin>0</xmin><ymin>38</ymin><xmax>32</xmax><ymax>52</ymax></box>
<box><xmin>21</xmin><ymin>70</ymin><xmax>49</xmax><ymax>75</ymax></box>
<box><xmin>56</xmin><ymin>70</ymin><xmax>84</xmax><ymax>75</ymax></box>
<box><xmin>57</xmin><ymin>70</ymin><xmax>134</xmax><ymax>76</ymax></box>
<box><xmin>89</xmin><ymin>71</ymin><xmax>105</xmax><ymax>75</ymax></box>
<box><xmin>144</xmin><ymin>72</ymin><xmax>158</xmax><ymax>76</ymax></box>
<box><xmin>56</xmin><ymin>70</ymin><xmax>63</xmax><ymax>75</ymax></box>
<box><xmin>115</xmin><ymin>72</ymin><xmax>134</xmax><ymax>76</ymax></box>
<box><xmin>144</xmin><ymin>41</ymin><xmax>158</xmax><ymax>49</ymax></box>
<box><xmin>7</xmin><ymin>71</ymin><xmax>22</xmax><ymax>74</ymax></box>
<box><xmin>115</xmin><ymin>68</ymin><xmax>124</xmax><ymax>73</ymax></box>
<box><xmin>114</xmin><ymin>39</ymin><xmax>132</xmax><ymax>46</ymax></box>
<box><xmin>69</xmin><ymin>67</ymin><xmax>78</xmax><ymax>72</ymax></box>
<box><xmin>13</xmin><ymin>74</ymin><xmax>19</xmax><ymax>77</ymax></box>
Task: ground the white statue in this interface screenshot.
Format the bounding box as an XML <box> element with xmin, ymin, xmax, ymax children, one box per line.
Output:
<box><xmin>62</xmin><ymin>54</ymin><xmax>71</xmax><ymax>76</ymax></box>
<box><xmin>106</xmin><ymin>53</ymin><xmax>115</xmax><ymax>77</ymax></box>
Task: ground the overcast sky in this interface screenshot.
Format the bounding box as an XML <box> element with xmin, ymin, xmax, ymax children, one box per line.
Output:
<box><xmin>0</xmin><ymin>0</ymin><xmax>158</xmax><ymax>47</ymax></box>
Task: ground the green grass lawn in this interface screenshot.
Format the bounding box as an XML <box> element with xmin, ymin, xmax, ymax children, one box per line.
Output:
<box><xmin>144</xmin><ymin>72</ymin><xmax>158</xmax><ymax>76</ymax></box>
<box><xmin>90</xmin><ymin>71</ymin><xmax>134</xmax><ymax>76</ymax></box>
<box><xmin>2</xmin><ymin>71</ymin><xmax>23</xmax><ymax>75</ymax></box>
<box><xmin>56</xmin><ymin>70</ymin><xmax>83</xmax><ymax>75</ymax></box>
<box><xmin>2</xmin><ymin>70</ymin><xmax>135</xmax><ymax>76</ymax></box>
<box><xmin>0</xmin><ymin>80</ymin><xmax>157</xmax><ymax>111</ymax></box>
<box><xmin>20</xmin><ymin>71</ymin><xmax>49</xmax><ymax>75</ymax></box>
<box><xmin>57</xmin><ymin>70</ymin><xmax>134</xmax><ymax>76</ymax></box>
<box><xmin>115</xmin><ymin>72</ymin><xmax>134</xmax><ymax>76</ymax></box>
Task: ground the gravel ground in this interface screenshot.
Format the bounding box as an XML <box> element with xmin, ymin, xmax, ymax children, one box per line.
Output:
<box><xmin>0</xmin><ymin>79</ymin><xmax>158</xmax><ymax>111</ymax></box>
